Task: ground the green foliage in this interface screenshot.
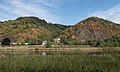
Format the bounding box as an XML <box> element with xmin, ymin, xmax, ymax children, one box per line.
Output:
<box><xmin>46</xmin><ymin>41</ymin><xmax>52</xmax><ymax>48</ymax></box>
<box><xmin>43</xmin><ymin>23</ymin><xmax>70</xmax><ymax>37</ymax></box>
<box><xmin>60</xmin><ymin>37</ymin><xmax>83</xmax><ymax>45</ymax></box>
<box><xmin>60</xmin><ymin>37</ymin><xmax>70</xmax><ymax>45</ymax></box>
<box><xmin>24</xmin><ymin>39</ymin><xmax>30</xmax><ymax>43</ymax></box>
<box><xmin>0</xmin><ymin>17</ymin><xmax>69</xmax><ymax>43</ymax></box>
<box><xmin>87</xmin><ymin>40</ymin><xmax>99</xmax><ymax>47</ymax></box>
<box><xmin>0</xmin><ymin>54</ymin><xmax>120</xmax><ymax>72</ymax></box>
<box><xmin>87</xmin><ymin>37</ymin><xmax>120</xmax><ymax>47</ymax></box>
<box><xmin>29</xmin><ymin>41</ymin><xmax>37</xmax><ymax>45</ymax></box>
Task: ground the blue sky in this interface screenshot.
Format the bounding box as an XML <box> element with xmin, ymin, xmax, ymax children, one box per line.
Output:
<box><xmin>0</xmin><ymin>0</ymin><xmax>120</xmax><ymax>25</ymax></box>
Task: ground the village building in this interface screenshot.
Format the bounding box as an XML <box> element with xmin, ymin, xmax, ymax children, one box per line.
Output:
<box><xmin>25</xmin><ymin>43</ymin><xmax>29</xmax><ymax>45</ymax></box>
<box><xmin>41</xmin><ymin>40</ymin><xmax>47</xmax><ymax>46</ymax></box>
<box><xmin>54</xmin><ymin>37</ymin><xmax>61</xmax><ymax>44</ymax></box>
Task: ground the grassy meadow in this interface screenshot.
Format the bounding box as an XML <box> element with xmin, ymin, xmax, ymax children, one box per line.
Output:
<box><xmin>0</xmin><ymin>49</ymin><xmax>120</xmax><ymax>72</ymax></box>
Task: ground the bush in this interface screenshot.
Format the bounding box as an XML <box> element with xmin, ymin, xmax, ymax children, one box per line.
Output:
<box><xmin>87</xmin><ymin>37</ymin><xmax>120</xmax><ymax>47</ymax></box>
<box><xmin>87</xmin><ymin>40</ymin><xmax>99</xmax><ymax>47</ymax></box>
<box><xmin>60</xmin><ymin>37</ymin><xmax>69</xmax><ymax>45</ymax></box>
<box><xmin>46</xmin><ymin>41</ymin><xmax>52</xmax><ymax>48</ymax></box>
<box><xmin>29</xmin><ymin>41</ymin><xmax>36</xmax><ymax>45</ymax></box>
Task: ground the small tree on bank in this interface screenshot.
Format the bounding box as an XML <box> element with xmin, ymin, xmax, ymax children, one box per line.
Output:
<box><xmin>46</xmin><ymin>41</ymin><xmax>52</xmax><ymax>48</ymax></box>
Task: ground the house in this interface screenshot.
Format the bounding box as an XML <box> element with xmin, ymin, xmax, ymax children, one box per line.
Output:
<box><xmin>41</xmin><ymin>40</ymin><xmax>47</xmax><ymax>46</ymax></box>
<box><xmin>11</xmin><ymin>42</ymin><xmax>17</xmax><ymax>47</ymax></box>
<box><xmin>12</xmin><ymin>42</ymin><xmax>17</xmax><ymax>45</ymax></box>
<box><xmin>18</xmin><ymin>43</ymin><xmax>22</xmax><ymax>45</ymax></box>
<box><xmin>54</xmin><ymin>38</ymin><xmax>61</xmax><ymax>44</ymax></box>
<box><xmin>25</xmin><ymin>43</ymin><xmax>29</xmax><ymax>45</ymax></box>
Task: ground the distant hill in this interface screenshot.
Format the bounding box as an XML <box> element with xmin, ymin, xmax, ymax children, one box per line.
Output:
<box><xmin>0</xmin><ymin>17</ymin><xmax>70</xmax><ymax>44</ymax></box>
<box><xmin>1</xmin><ymin>16</ymin><xmax>120</xmax><ymax>44</ymax></box>
<box><xmin>60</xmin><ymin>17</ymin><xmax>120</xmax><ymax>42</ymax></box>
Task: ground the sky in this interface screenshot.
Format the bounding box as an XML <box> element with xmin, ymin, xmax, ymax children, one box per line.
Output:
<box><xmin>0</xmin><ymin>0</ymin><xmax>120</xmax><ymax>25</ymax></box>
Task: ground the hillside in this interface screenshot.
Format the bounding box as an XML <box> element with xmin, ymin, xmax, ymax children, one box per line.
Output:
<box><xmin>0</xmin><ymin>17</ymin><xmax>69</xmax><ymax>44</ymax></box>
<box><xmin>60</xmin><ymin>17</ymin><xmax>120</xmax><ymax>42</ymax></box>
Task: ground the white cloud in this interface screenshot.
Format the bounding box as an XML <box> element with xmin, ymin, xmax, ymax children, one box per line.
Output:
<box><xmin>32</xmin><ymin>0</ymin><xmax>61</xmax><ymax>9</ymax></box>
<box><xmin>0</xmin><ymin>0</ymin><xmax>61</xmax><ymax>23</ymax></box>
<box><xmin>88</xmin><ymin>4</ymin><xmax>120</xmax><ymax>24</ymax></box>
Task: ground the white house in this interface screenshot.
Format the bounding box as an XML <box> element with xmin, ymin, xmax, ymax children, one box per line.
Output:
<box><xmin>18</xmin><ymin>43</ymin><xmax>22</xmax><ymax>45</ymax></box>
<box><xmin>54</xmin><ymin>38</ymin><xmax>61</xmax><ymax>44</ymax></box>
<box><xmin>12</xmin><ymin>43</ymin><xmax>17</xmax><ymax>45</ymax></box>
<box><xmin>41</xmin><ymin>40</ymin><xmax>47</xmax><ymax>46</ymax></box>
<box><xmin>25</xmin><ymin>43</ymin><xmax>29</xmax><ymax>45</ymax></box>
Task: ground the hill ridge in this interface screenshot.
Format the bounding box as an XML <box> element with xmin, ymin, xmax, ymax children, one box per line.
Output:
<box><xmin>0</xmin><ymin>16</ymin><xmax>69</xmax><ymax>44</ymax></box>
<box><xmin>60</xmin><ymin>17</ymin><xmax>120</xmax><ymax>42</ymax></box>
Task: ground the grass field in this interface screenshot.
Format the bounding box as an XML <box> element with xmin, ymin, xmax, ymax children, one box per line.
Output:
<box><xmin>0</xmin><ymin>46</ymin><xmax>120</xmax><ymax>72</ymax></box>
<box><xmin>0</xmin><ymin>54</ymin><xmax>120</xmax><ymax>72</ymax></box>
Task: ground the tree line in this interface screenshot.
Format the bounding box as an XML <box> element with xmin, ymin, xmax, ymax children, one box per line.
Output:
<box><xmin>60</xmin><ymin>37</ymin><xmax>120</xmax><ymax>47</ymax></box>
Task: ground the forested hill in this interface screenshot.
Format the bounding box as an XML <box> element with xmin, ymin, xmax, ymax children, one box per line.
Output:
<box><xmin>60</xmin><ymin>17</ymin><xmax>120</xmax><ymax>42</ymax></box>
<box><xmin>1</xmin><ymin>16</ymin><xmax>120</xmax><ymax>45</ymax></box>
<box><xmin>0</xmin><ymin>16</ymin><xmax>70</xmax><ymax>44</ymax></box>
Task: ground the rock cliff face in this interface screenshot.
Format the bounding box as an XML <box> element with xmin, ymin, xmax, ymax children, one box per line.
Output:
<box><xmin>61</xmin><ymin>17</ymin><xmax>120</xmax><ymax>41</ymax></box>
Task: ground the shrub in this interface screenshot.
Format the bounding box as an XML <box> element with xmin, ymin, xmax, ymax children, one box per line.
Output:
<box><xmin>46</xmin><ymin>41</ymin><xmax>52</xmax><ymax>48</ymax></box>
<box><xmin>60</xmin><ymin>37</ymin><xmax>69</xmax><ymax>45</ymax></box>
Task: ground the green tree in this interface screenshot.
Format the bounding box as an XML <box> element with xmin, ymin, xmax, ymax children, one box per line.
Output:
<box><xmin>46</xmin><ymin>41</ymin><xmax>52</xmax><ymax>48</ymax></box>
<box><xmin>88</xmin><ymin>40</ymin><xmax>98</xmax><ymax>47</ymax></box>
<box><xmin>60</xmin><ymin>37</ymin><xmax>69</xmax><ymax>45</ymax></box>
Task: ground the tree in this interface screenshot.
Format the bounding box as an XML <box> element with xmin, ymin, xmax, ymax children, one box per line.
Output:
<box><xmin>87</xmin><ymin>40</ymin><xmax>98</xmax><ymax>47</ymax></box>
<box><xmin>60</xmin><ymin>37</ymin><xmax>69</xmax><ymax>45</ymax></box>
<box><xmin>46</xmin><ymin>41</ymin><xmax>52</xmax><ymax>48</ymax></box>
